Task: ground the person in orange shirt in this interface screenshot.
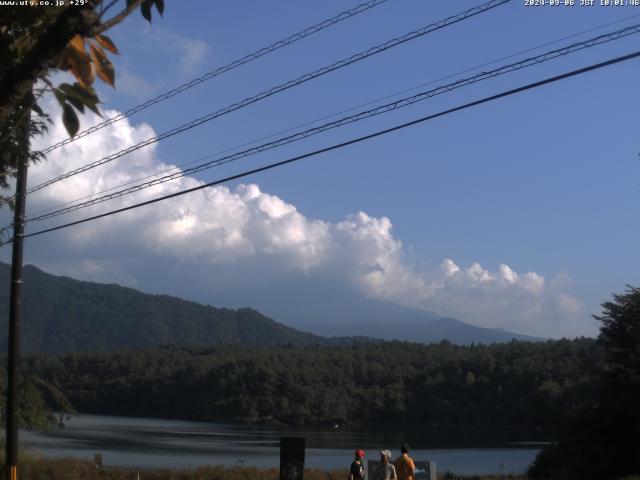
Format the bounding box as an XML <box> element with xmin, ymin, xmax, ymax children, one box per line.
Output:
<box><xmin>394</xmin><ymin>443</ymin><xmax>416</xmax><ymax>480</ymax></box>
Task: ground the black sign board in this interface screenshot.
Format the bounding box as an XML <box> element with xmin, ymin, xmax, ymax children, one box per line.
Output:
<box><xmin>414</xmin><ymin>461</ymin><xmax>436</xmax><ymax>480</ymax></box>
<box><xmin>280</xmin><ymin>437</ymin><xmax>305</xmax><ymax>480</ymax></box>
<box><xmin>368</xmin><ymin>460</ymin><xmax>382</xmax><ymax>480</ymax></box>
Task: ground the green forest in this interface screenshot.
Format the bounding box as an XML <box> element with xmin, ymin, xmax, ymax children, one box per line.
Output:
<box><xmin>23</xmin><ymin>338</ymin><xmax>600</xmax><ymax>436</ymax></box>
<box><xmin>7</xmin><ymin>285</ymin><xmax>640</xmax><ymax>479</ymax></box>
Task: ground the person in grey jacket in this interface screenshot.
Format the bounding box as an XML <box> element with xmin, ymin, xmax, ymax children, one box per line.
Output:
<box><xmin>374</xmin><ymin>450</ymin><xmax>397</xmax><ymax>480</ymax></box>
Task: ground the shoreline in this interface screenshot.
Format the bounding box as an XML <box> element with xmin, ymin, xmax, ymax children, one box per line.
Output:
<box><xmin>18</xmin><ymin>413</ymin><xmax>539</xmax><ymax>475</ymax></box>
<box><xmin>14</xmin><ymin>456</ymin><xmax>528</xmax><ymax>480</ymax></box>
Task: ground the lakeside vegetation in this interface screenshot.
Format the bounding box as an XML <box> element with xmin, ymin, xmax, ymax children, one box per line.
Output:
<box><xmin>5</xmin><ymin>456</ymin><xmax>530</xmax><ymax>480</ymax></box>
<box><xmin>9</xmin><ymin>455</ymin><xmax>634</xmax><ymax>480</ymax></box>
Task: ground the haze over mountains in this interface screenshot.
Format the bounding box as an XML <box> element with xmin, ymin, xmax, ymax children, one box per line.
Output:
<box><xmin>0</xmin><ymin>262</ymin><xmax>538</xmax><ymax>353</ymax></box>
<box><xmin>247</xmin><ymin>276</ymin><xmax>541</xmax><ymax>344</ymax></box>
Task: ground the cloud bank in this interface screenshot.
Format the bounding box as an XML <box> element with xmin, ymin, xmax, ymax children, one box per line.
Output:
<box><xmin>2</xmin><ymin>107</ymin><xmax>594</xmax><ymax>338</ymax></box>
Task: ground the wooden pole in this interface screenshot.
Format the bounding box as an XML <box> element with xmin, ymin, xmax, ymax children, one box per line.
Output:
<box><xmin>4</xmin><ymin>96</ymin><xmax>30</xmax><ymax>480</ymax></box>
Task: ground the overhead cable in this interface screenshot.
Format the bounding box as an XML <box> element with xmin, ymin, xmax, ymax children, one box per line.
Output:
<box><xmin>13</xmin><ymin>48</ymin><xmax>640</xmax><ymax>242</ymax></box>
<box><xmin>26</xmin><ymin>23</ymin><xmax>640</xmax><ymax>223</ymax></box>
<box><xmin>40</xmin><ymin>0</ymin><xmax>392</xmax><ymax>154</ymax></box>
<box><xmin>27</xmin><ymin>0</ymin><xmax>512</xmax><ymax>195</ymax></box>
<box><xmin>26</xmin><ymin>10</ymin><xmax>640</xmax><ymax>221</ymax></box>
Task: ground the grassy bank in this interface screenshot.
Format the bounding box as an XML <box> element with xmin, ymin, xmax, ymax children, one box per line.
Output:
<box><xmin>8</xmin><ymin>456</ymin><xmax>530</xmax><ymax>480</ymax></box>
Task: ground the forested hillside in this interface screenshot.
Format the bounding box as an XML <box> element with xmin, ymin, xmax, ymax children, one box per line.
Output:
<box><xmin>0</xmin><ymin>263</ymin><xmax>329</xmax><ymax>352</ymax></box>
<box><xmin>24</xmin><ymin>338</ymin><xmax>600</xmax><ymax>436</ymax></box>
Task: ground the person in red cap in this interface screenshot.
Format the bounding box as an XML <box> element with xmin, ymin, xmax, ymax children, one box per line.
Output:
<box><xmin>349</xmin><ymin>449</ymin><xmax>366</xmax><ymax>480</ymax></box>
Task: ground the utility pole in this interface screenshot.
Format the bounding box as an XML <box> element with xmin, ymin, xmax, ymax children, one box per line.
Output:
<box><xmin>4</xmin><ymin>96</ymin><xmax>30</xmax><ymax>480</ymax></box>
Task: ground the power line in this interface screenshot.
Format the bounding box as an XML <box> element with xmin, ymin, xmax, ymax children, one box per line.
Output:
<box><xmin>26</xmin><ymin>0</ymin><xmax>511</xmax><ymax>195</ymax></box>
<box><xmin>25</xmin><ymin>22</ymin><xmax>640</xmax><ymax>223</ymax></box>
<box><xmin>40</xmin><ymin>0</ymin><xmax>392</xmax><ymax>155</ymax></box>
<box><xmin>13</xmin><ymin>48</ymin><xmax>640</xmax><ymax>243</ymax></box>
<box><xmin>335</xmin><ymin>11</ymin><xmax>640</xmax><ymax>115</ymax></box>
<box><xmin>26</xmin><ymin>11</ymin><xmax>640</xmax><ymax>221</ymax></box>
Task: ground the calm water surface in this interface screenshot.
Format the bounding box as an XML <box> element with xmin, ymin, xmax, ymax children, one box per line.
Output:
<box><xmin>21</xmin><ymin>415</ymin><xmax>542</xmax><ymax>475</ymax></box>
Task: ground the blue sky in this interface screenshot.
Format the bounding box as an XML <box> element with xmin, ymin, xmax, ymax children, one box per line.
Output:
<box><xmin>4</xmin><ymin>0</ymin><xmax>640</xmax><ymax>338</ymax></box>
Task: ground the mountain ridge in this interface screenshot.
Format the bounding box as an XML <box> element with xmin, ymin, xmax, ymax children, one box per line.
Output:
<box><xmin>0</xmin><ymin>261</ymin><xmax>539</xmax><ymax>353</ymax></box>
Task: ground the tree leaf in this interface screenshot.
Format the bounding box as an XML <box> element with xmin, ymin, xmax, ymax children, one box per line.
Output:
<box><xmin>66</xmin><ymin>96</ymin><xmax>85</xmax><ymax>114</ymax></box>
<box><xmin>53</xmin><ymin>88</ymin><xmax>65</xmax><ymax>106</ymax></box>
<box><xmin>90</xmin><ymin>45</ymin><xmax>115</xmax><ymax>87</ymax></box>
<box><xmin>85</xmin><ymin>102</ymin><xmax>102</xmax><ymax>117</ymax></box>
<box><xmin>69</xmin><ymin>34</ymin><xmax>84</xmax><ymax>54</ymax></box>
<box><xmin>58</xmin><ymin>83</ymin><xmax>99</xmax><ymax>104</ymax></box>
<box><xmin>62</xmin><ymin>103</ymin><xmax>79</xmax><ymax>137</ymax></box>
<box><xmin>62</xmin><ymin>46</ymin><xmax>95</xmax><ymax>87</ymax></box>
<box><xmin>94</xmin><ymin>34</ymin><xmax>119</xmax><ymax>54</ymax></box>
<box><xmin>89</xmin><ymin>43</ymin><xmax>107</xmax><ymax>64</ymax></box>
<box><xmin>141</xmin><ymin>0</ymin><xmax>152</xmax><ymax>23</ymax></box>
<box><xmin>153</xmin><ymin>0</ymin><xmax>164</xmax><ymax>16</ymax></box>
<box><xmin>58</xmin><ymin>83</ymin><xmax>101</xmax><ymax>116</ymax></box>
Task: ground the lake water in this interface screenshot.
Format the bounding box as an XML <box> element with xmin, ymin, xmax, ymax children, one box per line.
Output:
<box><xmin>21</xmin><ymin>414</ymin><xmax>542</xmax><ymax>476</ymax></box>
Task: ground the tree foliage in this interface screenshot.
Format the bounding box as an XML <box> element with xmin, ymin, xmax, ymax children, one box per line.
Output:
<box><xmin>596</xmin><ymin>285</ymin><xmax>640</xmax><ymax>408</ymax></box>
<box><xmin>0</xmin><ymin>369</ymin><xmax>75</xmax><ymax>430</ymax></box>
<box><xmin>23</xmin><ymin>339</ymin><xmax>600</xmax><ymax>439</ymax></box>
<box><xmin>0</xmin><ymin>0</ymin><xmax>164</xmax><ymax>211</ymax></box>
<box><xmin>529</xmin><ymin>286</ymin><xmax>640</xmax><ymax>480</ymax></box>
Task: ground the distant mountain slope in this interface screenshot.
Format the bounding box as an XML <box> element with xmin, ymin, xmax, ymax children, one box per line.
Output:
<box><xmin>0</xmin><ymin>262</ymin><xmax>539</xmax><ymax>353</ymax></box>
<box><xmin>0</xmin><ymin>262</ymin><xmax>327</xmax><ymax>353</ymax></box>
<box><xmin>315</xmin><ymin>315</ymin><xmax>542</xmax><ymax>344</ymax></box>
<box><xmin>246</xmin><ymin>275</ymin><xmax>541</xmax><ymax>343</ymax></box>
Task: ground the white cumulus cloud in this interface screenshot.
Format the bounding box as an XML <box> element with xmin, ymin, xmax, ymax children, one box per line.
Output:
<box><xmin>0</xmin><ymin>106</ymin><xmax>594</xmax><ymax>338</ymax></box>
